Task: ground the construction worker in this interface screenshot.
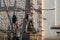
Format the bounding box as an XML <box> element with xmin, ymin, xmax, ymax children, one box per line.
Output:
<box><xmin>12</xmin><ymin>13</ymin><xmax>23</xmax><ymax>40</ymax></box>
<box><xmin>14</xmin><ymin>22</ymin><xmax>21</xmax><ymax>40</ymax></box>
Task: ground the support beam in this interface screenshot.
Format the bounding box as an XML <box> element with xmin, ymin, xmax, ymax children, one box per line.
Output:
<box><xmin>30</xmin><ymin>0</ymin><xmax>42</xmax><ymax>40</ymax></box>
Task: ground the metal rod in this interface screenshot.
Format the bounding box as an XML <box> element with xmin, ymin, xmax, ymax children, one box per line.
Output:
<box><xmin>42</xmin><ymin>8</ymin><xmax>55</xmax><ymax>10</ymax></box>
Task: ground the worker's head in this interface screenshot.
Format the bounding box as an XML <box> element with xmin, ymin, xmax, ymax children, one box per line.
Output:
<box><xmin>16</xmin><ymin>22</ymin><xmax>19</xmax><ymax>28</ymax></box>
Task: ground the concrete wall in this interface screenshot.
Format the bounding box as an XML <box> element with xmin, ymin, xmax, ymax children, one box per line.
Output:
<box><xmin>0</xmin><ymin>0</ymin><xmax>26</xmax><ymax>30</ymax></box>
<box><xmin>56</xmin><ymin>0</ymin><xmax>60</xmax><ymax>25</ymax></box>
<box><xmin>42</xmin><ymin>0</ymin><xmax>60</xmax><ymax>38</ymax></box>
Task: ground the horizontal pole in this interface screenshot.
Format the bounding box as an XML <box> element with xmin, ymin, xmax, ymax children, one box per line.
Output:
<box><xmin>42</xmin><ymin>8</ymin><xmax>55</xmax><ymax>10</ymax></box>
<box><xmin>0</xmin><ymin>8</ymin><xmax>42</xmax><ymax>12</ymax></box>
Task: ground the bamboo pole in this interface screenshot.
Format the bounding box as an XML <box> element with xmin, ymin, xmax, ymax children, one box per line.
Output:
<box><xmin>38</xmin><ymin>0</ymin><xmax>42</xmax><ymax>40</ymax></box>
<box><xmin>30</xmin><ymin>0</ymin><xmax>42</xmax><ymax>40</ymax></box>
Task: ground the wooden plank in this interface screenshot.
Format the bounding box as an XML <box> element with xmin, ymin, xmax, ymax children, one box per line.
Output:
<box><xmin>51</xmin><ymin>25</ymin><xmax>60</xmax><ymax>29</ymax></box>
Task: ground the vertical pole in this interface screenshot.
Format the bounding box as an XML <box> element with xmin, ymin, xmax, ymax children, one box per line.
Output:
<box><xmin>38</xmin><ymin>0</ymin><xmax>42</xmax><ymax>40</ymax></box>
<box><xmin>6</xmin><ymin>2</ymin><xmax>13</xmax><ymax>40</ymax></box>
<box><xmin>30</xmin><ymin>0</ymin><xmax>42</xmax><ymax>40</ymax></box>
<box><xmin>55</xmin><ymin>0</ymin><xmax>56</xmax><ymax>25</ymax></box>
<box><xmin>0</xmin><ymin>0</ymin><xmax>1</xmax><ymax>9</ymax></box>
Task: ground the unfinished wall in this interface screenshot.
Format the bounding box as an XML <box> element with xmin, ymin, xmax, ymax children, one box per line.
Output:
<box><xmin>42</xmin><ymin>0</ymin><xmax>56</xmax><ymax>38</ymax></box>
<box><xmin>42</xmin><ymin>0</ymin><xmax>60</xmax><ymax>39</ymax></box>
<box><xmin>0</xmin><ymin>0</ymin><xmax>42</xmax><ymax>40</ymax></box>
<box><xmin>0</xmin><ymin>0</ymin><xmax>26</xmax><ymax>40</ymax></box>
<box><xmin>0</xmin><ymin>0</ymin><xmax>26</xmax><ymax>30</ymax></box>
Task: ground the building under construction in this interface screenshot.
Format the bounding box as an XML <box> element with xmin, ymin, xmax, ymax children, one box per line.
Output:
<box><xmin>0</xmin><ymin>0</ymin><xmax>42</xmax><ymax>40</ymax></box>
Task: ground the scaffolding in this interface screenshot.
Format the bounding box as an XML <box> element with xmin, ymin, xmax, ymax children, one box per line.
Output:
<box><xmin>0</xmin><ymin>0</ymin><xmax>42</xmax><ymax>40</ymax></box>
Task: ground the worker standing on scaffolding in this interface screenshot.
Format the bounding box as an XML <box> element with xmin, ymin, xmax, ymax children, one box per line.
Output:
<box><xmin>14</xmin><ymin>22</ymin><xmax>21</xmax><ymax>40</ymax></box>
<box><xmin>12</xmin><ymin>14</ymin><xmax>21</xmax><ymax>40</ymax></box>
